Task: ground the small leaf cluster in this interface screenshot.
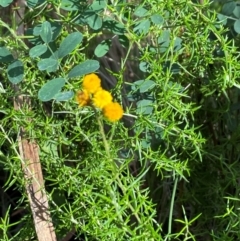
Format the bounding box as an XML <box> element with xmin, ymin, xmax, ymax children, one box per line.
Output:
<box><xmin>212</xmin><ymin>0</ymin><xmax>240</xmax><ymax>35</ymax></box>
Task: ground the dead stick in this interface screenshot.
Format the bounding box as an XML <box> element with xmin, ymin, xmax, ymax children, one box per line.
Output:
<box><xmin>13</xmin><ymin>0</ymin><xmax>57</xmax><ymax>240</ymax></box>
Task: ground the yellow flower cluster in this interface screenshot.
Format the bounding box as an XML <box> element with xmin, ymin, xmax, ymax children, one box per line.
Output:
<box><xmin>76</xmin><ymin>73</ymin><xmax>123</xmax><ymax>122</ymax></box>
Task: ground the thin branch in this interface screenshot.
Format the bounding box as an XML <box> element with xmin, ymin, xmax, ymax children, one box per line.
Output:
<box><xmin>13</xmin><ymin>1</ymin><xmax>57</xmax><ymax>240</ymax></box>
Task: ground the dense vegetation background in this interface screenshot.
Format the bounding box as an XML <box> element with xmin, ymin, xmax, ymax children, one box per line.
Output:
<box><xmin>1</xmin><ymin>0</ymin><xmax>240</xmax><ymax>240</ymax></box>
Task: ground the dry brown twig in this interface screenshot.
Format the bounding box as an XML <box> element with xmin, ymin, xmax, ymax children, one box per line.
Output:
<box><xmin>13</xmin><ymin>0</ymin><xmax>57</xmax><ymax>240</ymax></box>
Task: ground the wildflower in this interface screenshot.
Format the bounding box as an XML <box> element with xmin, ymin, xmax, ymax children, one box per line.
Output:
<box><xmin>93</xmin><ymin>89</ymin><xmax>113</xmax><ymax>109</ymax></box>
<box><xmin>82</xmin><ymin>73</ymin><xmax>101</xmax><ymax>94</ymax></box>
<box><xmin>103</xmin><ymin>102</ymin><xmax>123</xmax><ymax>122</ymax></box>
<box><xmin>76</xmin><ymin>89</ymin><xmax>90</xmax><ymax>107</ymax></box>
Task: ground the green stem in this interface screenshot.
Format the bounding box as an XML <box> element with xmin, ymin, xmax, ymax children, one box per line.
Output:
<box><xmin>96</xmin><ymin>112</ymin><xmax>141</xmax><ymax>223</ymax></box>
<box><xmin>168</xmin><ymin>175</ymin><xmax>179</xmax><ymax>240</ymax></box>
<box><xmin>96</xmin><ymin>114</ymin><xmax>110</xmax><ymax>159</ymax></box>
<box><xmin>0</xmin><ymin>19</ymin><xmax>28</xmax><ymax>50</ymax></box>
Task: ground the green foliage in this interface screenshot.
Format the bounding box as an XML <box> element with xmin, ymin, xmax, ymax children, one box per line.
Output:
<box><xmin>68</xmin><ymin>60</ymin><xmax>100</xmax><ymax>78</ymax></box>
<box><xmin>94</xmin><ymin>39</ymin><xmax>112</xmax><ymax>57</ymax></box>
<box><xmin>38</xmin><ymin>78</ymin><xmax>66</xmax><ymax>101</ymax></box>
<box><xmin>58</xmin><ymin>32</ymin><xmax>83</xmax><ymax>59</ymax></box>
<box><xmin>1</xmin><ymin>0</ymin><xmax>240</xmax><ymax>240</ymax></box>
<box><xmin>212</xmin><ymin>0</ymin><xmax>240</xmax><ymax>34</ymax></box>
<box><xmin>0</xmin><ymin>0</ymin><xmax>12</xmax><ymax>7</ymax></box>
<box><xmin>7</xmin><ymin>60</ymin><xmax>24</xmax><ymax>84</ymax></box>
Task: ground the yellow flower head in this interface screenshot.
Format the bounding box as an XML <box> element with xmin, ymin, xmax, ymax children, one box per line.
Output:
<box><xmin>82</xmin><ymin>73</ymin><xmax>101</xmax><ymax>94</ymax></box>
<box><xmin>76</xmin><ymin>90</ymin><xmax>90</xmax><ymax>107</ymax></box>
<box><xmin>103</xmin><ymin>102</ymin><xmax>123</xmax><ymax>122</ymax></box>
<box><xmin>93</xmin><ymin>89</ymin><xmax>113</xmax><ymax>109</ymax></box>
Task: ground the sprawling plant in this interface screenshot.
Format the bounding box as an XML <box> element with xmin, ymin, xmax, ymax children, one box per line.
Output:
<box><xmin>1</xmin><ymin>0</ymin><xmax>240</xmax><ymax>240</ymax></box>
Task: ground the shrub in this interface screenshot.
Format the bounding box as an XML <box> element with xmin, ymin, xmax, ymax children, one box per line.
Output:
<box><xmin>1</xmin><ymin>0</ymin><xmax>240</xmax><ymax>240</ymax></box>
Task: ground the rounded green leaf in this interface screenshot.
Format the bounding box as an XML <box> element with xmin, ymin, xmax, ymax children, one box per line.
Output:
<box><xmin>58</xmin><ymin>32</ymin><xmax>83</xmax><ymax>59</ymax></box>
<box><xmin>94</xmin><ymin>39</ymin><xmax>112</xmax><ymax>57</ymax></box>
<box><xmin>60</xmin><ymin>0</ymin><xmax>81</xmax><ymax>11</ymax></box>
<box><xmin>33</xmin><ymin>24</ymin><xmax>42</xmax><ymax>35</ymax></box>
<box><xmin>29</xmin><ymin>44</ymin><xmax>48</xmax><ymax>58</ymax></box>
<box><xmin>233</xmin><ymin>5</ymin><xmax>240</xmax><ymax>18</ymax></box>
<box><xmin>132</xmin><ymin>80</ymin><xmax>156</xmax><ymax>93</ymax></box>
<box><xmin>134</xmin><ymin>6</ymin><xmax>149</xmax><ymax>17</ymax></box>
<box><xmin>140</xmin><ymin>139</ymin><xmax>151</xmax><ymax>149</ymax></box>
<box><xmin>0</xmin><ymin>47</ymin><xmax>14</xmax><ymax>63</ymax></box>
<box><xmin>7</xmin><ymin>60</ymin><xmax>24</xmax><ymax>84</ymax></box>
<box><xmin>90</xmin><ymin>0</ymin><xmax>106</xmax><ymax>11</ymax></box>
<box><xmin>40</xmin><ymin>21</ymin><xmax>52</xmax><ymax>43</ymax></box>
<box><xmin>222</xmin><ymin>2</ymin><xmax>236</xmax><ymax>15</ymax></box>
<box><xmin>133</xmin><ymin>19</ymin><xmax>150</xmax><ymax>35</ymax></box>
<box><xmin>37</xmin><ymin>58</ymin><xmax>58</xmax><ymax>72</ymax></box>
<box><xmin>54</xmin><ymin>91</ymin><xmax>74</xmax><ymax>101</ymax></box>
<box><xmin>84</xmin><ymin>11</ymin><xmax>102</xmax><ymax>30</ymax></box>
<box><xmin>139</xmin><ymin>62</ymin><xmax>151</xmax><ymax>73</ymax></box>
<box><xmin>158</xmin><ymin>30</ymin><xmax>170</xmax><ymax>44</ymax></box>
<box><xmin>136</xmin><ymin>99</ymin><xmax>153</xmax><ymax>115</ymax></box>
<box><xmin>165</xmin><ymin>81</ymin><xmax>184</xmax><ymax>93</ymax></box>
<box><xmin>158</xmin><ymin>30</ymin><xmax>170</xmax><ymax>53</ymax></box>
<box><xmin>234</xmin><ymin>19</ymin><xmax>240</xmax><ymax>34</ymax></box>
<box><xmin>151</xmin><ymin>14</ymin><xmax>164</xmax><ymax>25</ymax></box>
<box><xmin>173</xmin><ymin>37</ymin><xmax>182</xmax><ymax>52</ymax></box>
<box><xmin>38</xmin><ymin>78</ymin><xmax>65</xmax><ymax>101</ymax></box>
<box><xmin>0</xmin><ymin>0</ymin><xmax>13</xmax><ymax>7</ymax></box>
<box><xmin>68</xmin><ymin>60</ymin><xmax>100</xmax><ymax>78</ymax></box>
<box><xmin>32</xmin><ymin>22</ymin><xmax>61</xmax><ymax>41</ymax></box>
